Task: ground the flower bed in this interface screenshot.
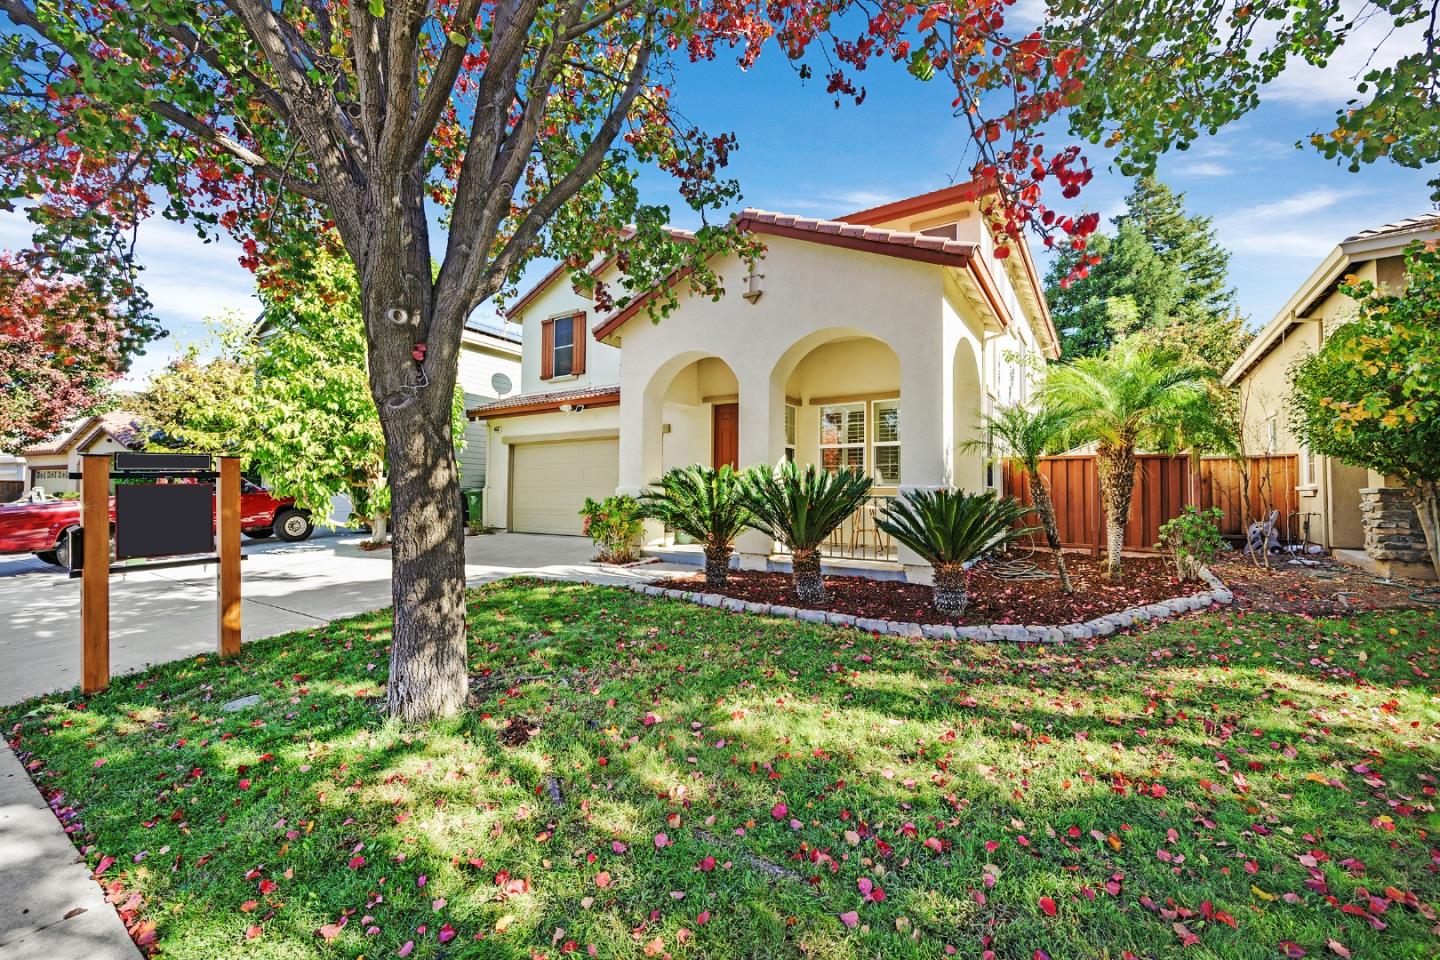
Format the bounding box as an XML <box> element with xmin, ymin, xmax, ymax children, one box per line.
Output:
<box><xmin>643</xmin><ymin>553</ymin><xmax>1231</xmax><ymax>641</ymax></box>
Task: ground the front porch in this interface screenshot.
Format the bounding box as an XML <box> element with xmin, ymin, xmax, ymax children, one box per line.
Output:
<box><xmin>619</xmin><ymin>325</ymin><xmax>989</xmax><ymax>571</ymax></box>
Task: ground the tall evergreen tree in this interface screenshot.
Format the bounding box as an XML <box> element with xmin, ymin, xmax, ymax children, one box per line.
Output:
<box><xmin>1046</xmin><ymin>176</ymin><xmax>1244</xmax><ymax>368</ymax></box>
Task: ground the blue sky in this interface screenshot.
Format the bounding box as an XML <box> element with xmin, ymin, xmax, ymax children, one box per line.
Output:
<box><xmin>1</xmin><ymin>7</ymin><xmax>1433</xmax><ymax>388</ymax></box>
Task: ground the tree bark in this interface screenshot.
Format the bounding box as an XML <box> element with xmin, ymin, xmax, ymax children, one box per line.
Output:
<box><xmin>1094</xmin><ymin>442</ymin><xmax>1137</xmax><ymax>578</ymax></box>
<box><xmin>791</xmin><ymin>548</ymin><xmax>826</xmax><ymax>605</ymax></box>
<box><xmin>1411</xmin><ymin>479</ymin><xmax>1440</xmax><ymax>578</ymax></box>
<box><xmin>380</xmin><ymin>397</ymin><xmax>468</xmax><ymax>723</ymax></box>
<box><xmin>931</xmin><ymin>562</ymin><xmax>969</xmax><ymax>616</ymax></box>
<box><xmin>703</xmin><ymin>543</ymin><xmax>732</xmax><ymax>590</ymax></box>
<box><xmin>1027</xmin><ymin>471</ymin><xmax>1075</xmax><ymax>593</ymax></box>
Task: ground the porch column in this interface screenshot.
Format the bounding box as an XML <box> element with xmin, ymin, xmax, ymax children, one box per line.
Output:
<box><xmin>896</xmin><ymin>338</ymin><xmax>948</xmax><ymax>583</ymax></box>
<box><xmin>733</xmin><ymin>363</ymin><xmax>785</xmax><ymax>570</ymax></box>
<box><xmin>617</xmin><ymin>371</ymin><xmax>665</xmax><ymax>545</ymax></box>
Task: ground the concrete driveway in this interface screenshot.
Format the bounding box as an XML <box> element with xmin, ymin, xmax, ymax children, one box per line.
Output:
<box><xmin>0</xmin><ymin>531</ymin><xmax>682</xmax><ymax>706</ymax></box>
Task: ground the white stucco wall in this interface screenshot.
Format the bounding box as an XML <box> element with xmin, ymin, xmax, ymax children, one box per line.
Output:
<box><xmin>456</xmin><ymin>333</ymin><xmax>522</xmax><ymax>490</ymax></box>
<box><xmin>510</xmin><ymin>276</ymin><xmax>621</xmax><ymax>394</ymax></box>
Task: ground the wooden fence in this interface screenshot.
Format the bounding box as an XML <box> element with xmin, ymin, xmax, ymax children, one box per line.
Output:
<box><xmin>1002</xmin><ymin>454</ymin><xmax>1299</xmax><ymax>554</ymax></box>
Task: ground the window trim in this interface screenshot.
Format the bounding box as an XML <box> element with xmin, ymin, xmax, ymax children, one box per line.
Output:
<box><xmin>870</xmin><ymin>398</ymin><xmax>901</xmax><ymax>486</ymax></box>
<box><xmin>818</xmin><ymin>401</ymin><xmax>866</xmax><ymax>474</ymax></box>
<box><xmin>784</xmin><ymin>403</ymin><xmax>797</xmax><ymax>461</ymax></box>
<box><xmin>540</xmin><ymin>312</ymin><xmax>586</xmax><ymax>381</ymax></box>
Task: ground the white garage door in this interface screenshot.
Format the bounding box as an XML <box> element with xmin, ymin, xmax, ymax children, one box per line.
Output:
<box><xmin>510</xmin><ymin>438</ymin><xmax>620</xmax><ymax>535</ymax></box>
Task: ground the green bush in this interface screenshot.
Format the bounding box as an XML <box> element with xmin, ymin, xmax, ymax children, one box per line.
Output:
<box><xmin>579</xmin><ymin>494</ymin><xmax>643</xmax><ymax>563</ymax></box>
<box><xmin>741</xmin><ymin>461</ymin><xmax>872</xmax><ymax>604</ymax></box>
<box><xmin>877</xmin><ymin>488</ymin><xmax>1035</xmax><ymax>616</ymax></box>
<box><xmin>1155</xmin><ymin>505</ymin><xmax>1225</xmax><ymax>581</ymax></box>
<box><xmin>637</xmin><ymin>465</ymin><xmax>751</xmax><ymax>589</ymax></box>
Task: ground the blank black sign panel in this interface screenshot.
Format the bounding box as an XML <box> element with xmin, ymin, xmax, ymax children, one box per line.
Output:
<box><xmin>115</xmin><ymin>483</ymin><xmax>215</xmax><ymax>560</ymax></box>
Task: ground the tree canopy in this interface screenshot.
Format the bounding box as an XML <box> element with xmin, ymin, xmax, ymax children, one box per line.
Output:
<box><xmin>1045</xmin><ymin>176</ymin><xmax>1247</xmax><ymax>368</ymax></box>
<box><xmin>0</xmin><ymin>252</ymin><xmax>128</xmax><ymax>452</ymax></box>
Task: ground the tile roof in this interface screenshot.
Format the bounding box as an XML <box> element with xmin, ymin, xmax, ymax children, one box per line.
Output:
<box><xmin>734</xmin><ymin>209</ymin><xmax>979</xmax><ymax>260</ymax></box>
<box><xmin>466</xmin><ymin>384</ymin><xmax>619</xmax><ymax>419</ymax></box>
<box><xmin>1343</xmin><ymin>214</ymin><xmax>1440</xmax><ymax>244</ymax></box>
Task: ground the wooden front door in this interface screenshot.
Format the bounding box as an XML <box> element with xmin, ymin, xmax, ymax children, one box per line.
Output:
<box><xmin>712</xmin><ymin>403</ymin><xmax>739</xmax><ymax>469</ymax></box>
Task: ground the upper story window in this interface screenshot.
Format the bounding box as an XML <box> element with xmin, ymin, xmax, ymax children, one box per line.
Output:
<box><xmin>541</xmin><ymin>313</ymin><xmax>586</xmax><ymax>380</ymax></box>
<box><xmin>784</xmin><ymin>404</ymin><xmax>797</xmax><ymax>461</ymax></box>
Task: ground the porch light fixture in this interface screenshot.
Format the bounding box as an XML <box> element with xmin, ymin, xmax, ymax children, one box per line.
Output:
<box><xmin>742</xmin><ymin>264</ymin><xmax>764</xmax><ymax>303</ymax></box>
<box><xmin>559</xmin><ymin>403</ymin><xmax>573</xmax><ymax>412</ymax></box>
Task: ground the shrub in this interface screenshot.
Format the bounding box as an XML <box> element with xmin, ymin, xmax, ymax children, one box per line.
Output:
<box><xmin>637</xmin><ymin>465</ymin><xmax>751</xmax><ymax>589</ymax></box>
<box><xmin>877</xmin><ymin>488</ymin><xmax>1036</xmax><ymax>616</ymax></box>
<box><xmin>579</xmin><ymin>495</ymin><xmax>643</xmax><ymax>563</ymax></box>
<box><xmin>1155</xmin><ymin>505</ymin><xmax>1225</xmax><ymax>581</ymax></box>
<box><xmin>741</xmin><ymin>461</ymin><xmax>873</xmax><ymax>604</ymax></box>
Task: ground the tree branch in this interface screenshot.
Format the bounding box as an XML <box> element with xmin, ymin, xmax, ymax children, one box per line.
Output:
<box><xmin>149</xmin><ymin>101</ymin><xmax>326</xmax><ymax>201</ymax></box>
<box><xmin>406</xmin><ymin>0</ymin><xmax>483</xmax><ymax>167</ymax></box>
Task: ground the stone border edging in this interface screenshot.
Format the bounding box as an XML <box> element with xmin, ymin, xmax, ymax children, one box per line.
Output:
<box><xmin>625</xmin><ymin>566</ymin><xmax>1233</xmax><ymax>642</ymax></box>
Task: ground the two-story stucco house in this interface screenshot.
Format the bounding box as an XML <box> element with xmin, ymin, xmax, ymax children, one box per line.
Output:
<box><xmin>1223</xmin><ymin>214</ymin><xmax>1440</xmax><ymax>579</ymax></box>
<box><xmin>468</xmin><ymin>181</ymin><xmax>1058</xmax><ymax>578</ymax></box>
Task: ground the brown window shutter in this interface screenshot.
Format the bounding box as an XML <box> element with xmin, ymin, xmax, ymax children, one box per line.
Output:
<box><xmin>540</xmin><ymin>318</ymin><xmax>554</xmax><ymax>380</ymax></box>
<box><xmin>572</xmin><ymin>313</ymin><xmax>587</xmax><ymax>375</ymax></box>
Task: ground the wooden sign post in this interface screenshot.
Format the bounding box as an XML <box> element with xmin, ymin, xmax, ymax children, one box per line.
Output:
<box><xmin>80</xmin><ymin>453</ymin><xmax>110</xmax><ymax>694</ymax></box>
<box><xmin>216</xmin><ymin>457</ymin><xmax>242</xmax><ymax>657</ymax></box>
<box><xmin>77</xmin><ymin>453</ymin><xmax>244</xmax><ymax>693</ymax></box>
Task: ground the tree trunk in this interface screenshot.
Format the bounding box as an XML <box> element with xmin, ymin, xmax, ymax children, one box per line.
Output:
<box><xmin>368</xmin><ymin>510</ymin><xmax>389</xmax><ymax>546</ymax></box>
<box><xmin>703</xmin><ymin>543</ymin><xmax>732</xmax><ymax>590</ymax></box>
<box><xmin>791</xmin><ymin>547</ymin><xmax>826</xmax><ymax>605</ymax></box>
<box><xmin>375</xmin><ymin>364</ymin><xmax>468</xmax><ymax>722</ymax></box>
<box><xmin>1094</xmin><ymin>442</ymin><xmax>1137</xmax><ymax>578</ymax></box>
<box><xmin>1027</xmin><ymin>471</ymin><xmax>1075</xmax><ymax>593</ymax></box>
<box><xmin>931</xmin><ymin>562</ymin><xmax>969</xmax><ymax>616</ymax></box>
<box><xmin>1411</xmin><ymin>480</ymin><xmax>1440</xmax><ymax>578</ymax></box>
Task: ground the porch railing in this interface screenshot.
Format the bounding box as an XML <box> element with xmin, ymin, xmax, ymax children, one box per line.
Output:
<box><xmin>818</xmin><ymin>495</ymin><xmax>897</xmax><ymax>562</ymax></box>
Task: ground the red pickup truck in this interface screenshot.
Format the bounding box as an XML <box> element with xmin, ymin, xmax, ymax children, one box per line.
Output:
<box><xmin>0</xmin><ymin>481</ymin><xmax>312</xmax><ymax>567</ymax></box>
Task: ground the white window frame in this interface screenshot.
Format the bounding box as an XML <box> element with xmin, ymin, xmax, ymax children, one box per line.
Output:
<box><xmin>870</xmin><ymin>398</ymin><xmax>901</xmax><ymax>485</ymax></box>
<box><xmin>784</xmin><ymin>404</ymin><xmax>797</xmax><ymax>462</ymax></box>
<box><xmin>551</xmin><ymin>316</ymin><xmax>575</xmax><ymax>378</ymax></box>
<box><xmin>1265</xmin><ymin>414</ymin><xmax>1278</xmax><ymax>454</ymax></box>
<box><xmin>1299</xmin><ymin>446</ymin><xmax>1318</xmax><ymax>488</ymax></box>
<box><xmin>819</xmin><ymin>402</ymin><xmax>866</xmax><ymax>473</ymax></box>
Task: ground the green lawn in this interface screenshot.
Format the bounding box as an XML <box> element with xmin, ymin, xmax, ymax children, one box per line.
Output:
<box><xmin>7</xmin><ymin>580</ymin><xmax>1440</xmax><ymax>959</ymax></box>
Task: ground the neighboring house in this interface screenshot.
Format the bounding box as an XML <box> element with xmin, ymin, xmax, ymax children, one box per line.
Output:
<box><xmin>20</xmin><ymin>411</ymin><xmax>145</xmax><ymax>494</ymax></box>
<box><xmin>1223</xmin><ymin>214</ymin><xmax>1440</xmax><ymax>579</ymax></box>
<box><xmin>456</xmin><ymin>323</ymin><xmax>523</xmax><ymax>494</ymax></box>
<box><xmin>468</xmin><ymin>181</ymin><xmax>1057</xmax><ymax>578</ymax></box>
<box><xmin>0</xmin><ymin>453</ymin><xmax>24</xmax><ymax>502</ymax></box>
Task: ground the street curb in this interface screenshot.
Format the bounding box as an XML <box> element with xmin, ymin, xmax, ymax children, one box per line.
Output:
<box><xmin>629</xmin><ymin>565</ymin><xmax>1232</xmax><ymax>643</ymax></box>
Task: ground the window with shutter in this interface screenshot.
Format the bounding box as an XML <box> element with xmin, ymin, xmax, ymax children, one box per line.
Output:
<box><xmin>541</xmin><ymin>314</ymin><xmax>585</xmax><ymax>380</ymax></box>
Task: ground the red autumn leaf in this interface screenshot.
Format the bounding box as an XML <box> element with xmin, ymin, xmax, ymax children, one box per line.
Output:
<box><xmin>771</xmin><ymin>802</ymin><xmax>788</xmax><ymax>819</ymax></box>
<box><xmin>698</xmin><ymin>856</ymin><xmax>716</xmax><ymax>872</ymax></box>
<box><xmin>1039</xmin><ymin>896</ymin><xmax>1057</xmax><ymax>917</ymax></box>
<box><xmin>838</xmin><ymin>910</ymin><xmax>859</xmax><ymax>929</ymax></box>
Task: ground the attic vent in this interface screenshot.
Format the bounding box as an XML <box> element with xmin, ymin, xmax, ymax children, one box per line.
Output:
<box><xmin>920</xmin><ymin>222</ymin><xmax>963</xmax><ymax>241</ymax></box>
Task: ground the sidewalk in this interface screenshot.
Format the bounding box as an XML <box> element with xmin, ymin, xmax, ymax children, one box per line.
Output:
<box><xmin>0</xmin><ymin>746</ymin><xmax>141</xmax><ymax>959</ymax></box>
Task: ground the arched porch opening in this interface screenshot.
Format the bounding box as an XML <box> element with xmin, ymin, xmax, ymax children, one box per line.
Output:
<box><xmin>951</xmin><ymin>337</ymin><xmax>986</xmax><ymax>491</ymax></box>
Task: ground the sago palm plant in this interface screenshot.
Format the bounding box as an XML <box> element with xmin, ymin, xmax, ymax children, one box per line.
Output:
<box><xmin>637</xmin><ymin>464</ymin><xmax>751</xmax><ymax>589</ymax></box>
<box><xmin>974</xmin><ymin>401</ymin><xmax>1079</xmax><ymax>593</ymax></box>
<box><xmin>1043</xmin><ymin>339</ymin><xmax>1213</xmax><ymax>578</ymax></box>
<box><xmin>877</xmin><ymin>489</ymin><xmax>1035</xmax><ymax>616</ymax></box>
<box><xmin>741</xmin><ymin>460</ymin><xmax>873</xmax><ymax>604</ymax></box>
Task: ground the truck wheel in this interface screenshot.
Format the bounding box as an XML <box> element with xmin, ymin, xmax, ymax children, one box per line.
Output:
<box><xmin>244</xmin><ymin>528</ymin><xmax>274</xmax><ymax>540</ymax></box>
<box><xmin>34</xmin><ymin>549</ymin><xmax>60</xmax><ymax>566</ymax></box>
<box><xmin>46</xmin><ymin>526</ymin><xmax>81</xmax><ymax>568</ymax></box>
<box><xmin>273</xmin><ymin>509</ymin><xmax>314</xmax><ymax>542</ymax></box>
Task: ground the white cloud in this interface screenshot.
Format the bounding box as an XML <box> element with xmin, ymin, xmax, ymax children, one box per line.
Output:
<box><xmin>1214</xmin><ymin>185</ymin><xmax>1383</xmax><ymax>258</ymax></box>
<box><xmin>1240</xmin><ymin>186</ymin><xmax>1365</xmax><ymax>221</ymax></box>
<box><xmin>1173</xmin><ymin>161</ymin><xmax>1233</xmax><ymax>177</ymax></box>
<box><xmin>1260</xmin><ymin>2</ymin><xmax>1426</xmax><ymax>107</ymax></box>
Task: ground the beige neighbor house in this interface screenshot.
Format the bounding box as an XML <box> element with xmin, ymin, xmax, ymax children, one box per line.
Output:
<box><xmin>468</xmin><ymin>181</ymin><xmax>1058</xmax><ymax>580</ymax></box>
<box><xmin>20</xmin><ymin>411</ymin><xmax>146</xmax><ymax>495</ymax></box>
<box><xmin>1223</xmin><ymin>214</ymin><xmax>1440</xmax><ymax>579</ymax></box>
<box><xmin>454</xmin><ymin>324</ymin><xmax>524</xmax><ymax>495</ymax></box>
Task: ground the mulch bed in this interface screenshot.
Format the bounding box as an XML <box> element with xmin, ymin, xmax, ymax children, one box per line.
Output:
<box><xmin>1212</xmin><ymin>554</ymin><xmax>1439</xmax><ymax>615</ymax></box>
<box><xmin>653</xmin><ymin>551</ymin><xmax>1209</xmax><ymax>626</ymax></box>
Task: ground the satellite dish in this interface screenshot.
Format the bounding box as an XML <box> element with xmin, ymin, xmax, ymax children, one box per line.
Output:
<box><xmin>491</xmin><ymin>372</ymin><xmax>513</xmax><ymax>396</ymax></box>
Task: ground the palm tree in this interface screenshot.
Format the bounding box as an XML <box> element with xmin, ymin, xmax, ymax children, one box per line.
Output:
<box><xmin>741</xmin><ymin>460</ymin><xmax>873</xmax><ymax>604</ymax></box>
<box><xmin>1044</xmin><ymin>340</ymin><xmax>1213</xmax><ymax>577</ymax></box>
<box><xmin>975</xmin><ymin>402</ymin><xmax>1079</xmax><ymax>593</ymax></box>
<box><xmin>637</xmin><ymin>465</ymin><xmax>751</xmax><ymax>589</ymax></box>
<box><xmin>876</xmin><ymin>489</ymin><xmax>1035</xmax><ymax>615</ymax></box>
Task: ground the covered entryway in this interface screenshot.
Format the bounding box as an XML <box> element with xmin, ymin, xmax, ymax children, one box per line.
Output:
<box><xmin>509</xmin><ymin>438</ymin><xmax>619</xmax><ymax>535</ymax></box>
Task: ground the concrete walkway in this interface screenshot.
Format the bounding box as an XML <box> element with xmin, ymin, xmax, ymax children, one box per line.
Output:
<box><xmin>0</xmin><ymin>531</ymin><xmax>686</xmax><ymax>706</ymax></box>
<box><xmin>0</xmin><ymin>746</ymin><xmax>141</xmax><ymax>959</ymax></box>
<box><xmin>0</xmin><ymin>530</ymin><xmax>688</xmax><ymax>960</ymax></box>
